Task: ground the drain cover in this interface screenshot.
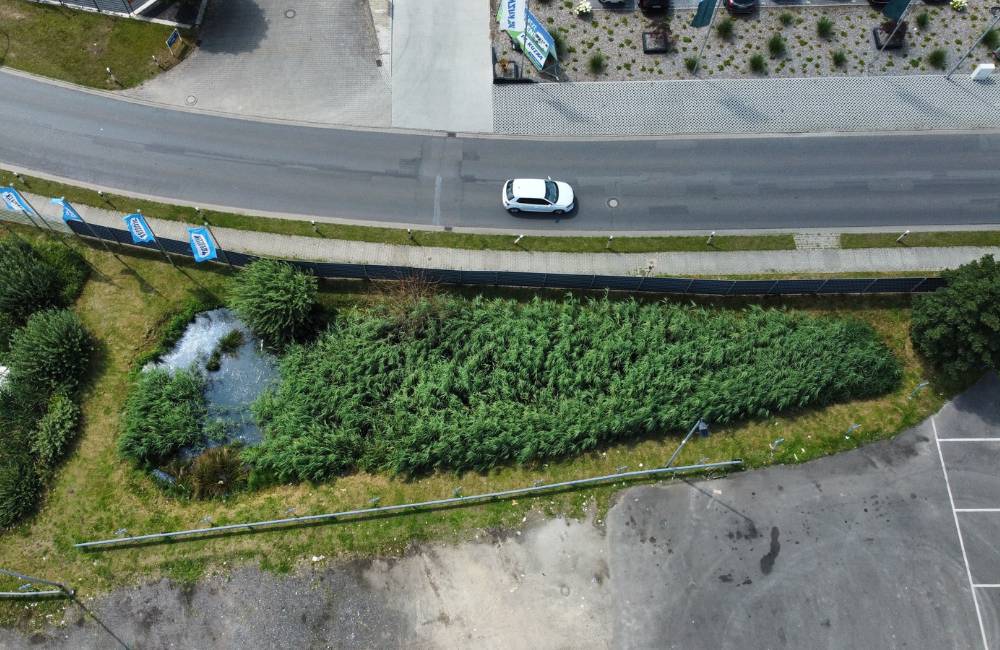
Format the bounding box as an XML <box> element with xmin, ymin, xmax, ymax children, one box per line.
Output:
<box><xmin>285</xmin><ymin>8</ymin><xmax>296</xmax><ymax>18</ymax></box>
<box><xmin>185</xmin><ymin>95</ymin><xmax>197</xmax><ymax>106</ymax></box>
<box><xmin>607</xmin><ymin>198</ymin><xmax>619</xmax><ymax>208</ymax></box>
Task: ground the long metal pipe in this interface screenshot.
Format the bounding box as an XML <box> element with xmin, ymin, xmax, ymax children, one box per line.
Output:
<box><xmin>75</xmin><ymin>459</ymin><xmax>743</xmax><ymax>550</ymax></box>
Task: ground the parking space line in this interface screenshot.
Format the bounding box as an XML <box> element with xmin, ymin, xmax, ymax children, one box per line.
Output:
<box><xmin>933</xmin><ymin>416</ymin><xmax>991</xmax><ymax>650</ymax></box>
<box><xmin>975</xmin><ymin>584</ymin><xmax>1000</xmax><ymax>589</ymax></box>
<box><xmin>957</xmin><ymin>509</ymin><xmax>1000</xmax><ymax>513</ymax></box>
<box><xmin>938</xmin><ymin>438</ymin><xmax>1000</xmax><ymax>443</ymax></box>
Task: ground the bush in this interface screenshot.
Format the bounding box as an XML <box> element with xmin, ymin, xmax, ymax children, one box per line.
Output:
<box><xmin>180</xmin><ymin>446</ymin><xmax>248</xmax><ymax>499</ymax></box>
<box><xmin>31</xmin><ymin>392</ymin><xmax>81</xmax><ymax>470</ymax></box>
<box><xmin>588</xmin><ymin>51</ymin><xmax>607</xmax><ymax>74</ymax></box>
<box><xmin>229</xmin><ymin>260</ymin><xmax>318</xmax><ymax>347</ymax></box>
<box><xmin>749</xmin><ymin>53</ymin><xmax>767</xmax><ymax>74</ymax></box>
<box><xmin>779</xmin><ymin>12</ymin><xmax>794</xmax><ymax>27</ymax></box>
<box><xmin>0</xmin><ymin>452</ymin><xmax>40</xmax><ymax>529</ymax></box>
<box><xmin>912</xmin><ymin>255</ymin><xmax>1000</xmax><ymax>380</ymax></box>
<box><xmin>218</xmin><ymin>329</ymin><xmax>244</xmax><ymax>355</ymax></box>
<box><xmin>684</xmin><ymin>57</ymin><xmax>699</xmax><ymax>73</ymax></box>
<box><xmin>816</xmin><ymin>17</ymin><xmax>834</xmax><ymax>39</ymax></box>
<box><xmin>927</xmin><ymin>48</ymin><xmax>947</xmax><ymax>70</ymax></box>
<box><xmin>915</xmin><ymin>11</ymin><xmax>930</xmax><ymax>30</ymax></box>
<box><xmin>0</xmin><ymin>239</ymin><xmax>62</xmax><ymax>325</ymax></box>
<box><xmin>249</xmin><ymin>298</ymin><xmax>900</xmax><ymax>481</ymax></box>
<box><xmin>984</xmin><ymin>29</ymin><xmax>1000</xmax><ymax>51</ymax></box>
<box><xmin>118</xmin><ymin>368</ymin><xmax>207</xmax><ymax>466</ymax></box>
<box><xmin>767</xmin><ymin>34</ymin><xmax>786</xmax><ymax>58</ymax></box>
<box><xmin>33</xmin><ymin>241</ymin><xmax>89</xmax><ymax>306</ymax></box>
<box><xmin>716</xmin><ymin>18</ymin><xmax>735</xmax><ymax>40</ymax></box>
<box><xmin>7</xmin><ymin>309</ymin><xmax>92</xmax><ymax>394</ymax></box>
<box><xmin>831</xmin><ymin>50</ymin><xmax>848</xmax><ymax>68</ymax></box>
<box><xmin>0</xmin><ymin>311</ymin><xmax>15</xmax><ymax>357</ymax></box>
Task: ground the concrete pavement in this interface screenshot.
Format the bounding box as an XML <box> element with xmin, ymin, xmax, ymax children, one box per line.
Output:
<box><xmin>3</xmin><ymin>70</ymin><xmax>1000</xmax><ymax>234</ymax></box>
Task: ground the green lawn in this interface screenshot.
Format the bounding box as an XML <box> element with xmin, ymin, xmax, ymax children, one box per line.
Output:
<box><xmin>0</xmin><ymin>226</ymin><xmax>959</xmax><ymax>625</ymax></box>
<box><xmin>842</xmin><ymin>231</ymin><xmax>1000</xmax><ymax>249</ymax></box>
<box><xmin>0</xmin><ymin>0</ymin><xmax>184</xmax><ymax>88</ymax></box>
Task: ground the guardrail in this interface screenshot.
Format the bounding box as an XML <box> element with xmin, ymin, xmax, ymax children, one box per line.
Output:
<box><xmin>60</xmin><ymin>221</ymin><xmax>946</xmax><ymax>296</ymax></box>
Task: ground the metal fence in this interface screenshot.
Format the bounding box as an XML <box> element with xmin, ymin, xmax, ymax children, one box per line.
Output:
<box><xmin>64</xmin><ymin>221</ymin><xmax>947</xmax><ymax>296</ymax></box>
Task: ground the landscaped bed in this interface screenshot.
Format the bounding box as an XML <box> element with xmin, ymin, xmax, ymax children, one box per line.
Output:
<box><xmin>492</xmin><ymin>1</ymin><xmax>997</xmax><ymax>81</ymax></box>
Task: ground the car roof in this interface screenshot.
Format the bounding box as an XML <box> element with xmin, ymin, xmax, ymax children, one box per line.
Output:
<box><xmin>511</xmin><ymin>179</ymin><xmax>548</xmax><ymax>199</ymax></box>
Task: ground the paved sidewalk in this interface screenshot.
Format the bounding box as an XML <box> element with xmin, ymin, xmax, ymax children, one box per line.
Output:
<box><xmin>16</xmin><ymin>192</ymin><xmax>999</xmax><ymax>277</ymax></box>
<box><xmin>494</xmin><ymin>75</ymin><xmax>1000</xmax><ymax>135</ymax></box>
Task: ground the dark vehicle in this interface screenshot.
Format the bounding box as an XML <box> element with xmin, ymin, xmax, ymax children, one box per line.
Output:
<box><xmin>639</xmin><ymin>0</ymin><xmax>669</xmax><ymax>11</ymax></box>
<box><xmin>725</xmin><ymin>0</ymin><xmax>757</xmax><ymax>13</ymax></box>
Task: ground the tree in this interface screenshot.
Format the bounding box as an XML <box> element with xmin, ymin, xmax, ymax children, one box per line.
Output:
<box><xmin>7</xmin><ymin>308</ymin><xmax>93</xmax><ymax>394</ymax></box>
<box><xmin>229</xmin><ymin>260</ymin><xmax>318</xmax><ymax>347</ymax></box>
<box><xmin>911</xmin><ymin>255</ymin><xmax>1000</xmax><ymax>380</ymax></box>
<box><xmin>0</xmin><ymin>239</ymin><xmax>61</xmax><ymax>325</ymax></box>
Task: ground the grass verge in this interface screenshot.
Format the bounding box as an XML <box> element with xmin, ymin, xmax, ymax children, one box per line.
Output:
<box><xmin>0</xmin><ymin>0</ymin><xmax>189</xmax><ymax>88</ymax></box>
<box><xmin>842</xmin><ymin>231</ymin><xmax>1000</xmax><ymax>249</ymax></box>
<box><xmin>0</xmin><ymin>227</ymin><xmax>960</xmax><ymax>628</ymax></box>
<box><xmin>0</xmin><ymin>169</ymin><xmax>794</xmax><ymax>254</ymax></box>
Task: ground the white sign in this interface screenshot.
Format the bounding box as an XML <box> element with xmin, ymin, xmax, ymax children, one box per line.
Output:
<box><xmin>971</xmin><ymin>63</ymin><xmax>995</xmax><ymax>82</ymax></box>
<box><xmin>501</xmin><ymin>0</ymin><xmax>526</xmax><ymax>33</ymax></box>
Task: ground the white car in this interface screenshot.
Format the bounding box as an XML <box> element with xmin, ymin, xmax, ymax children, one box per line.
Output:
<box><xmin>502</xmin><ymin>178</ymin><xmax>576</xmax><ymax>215</ymax></box>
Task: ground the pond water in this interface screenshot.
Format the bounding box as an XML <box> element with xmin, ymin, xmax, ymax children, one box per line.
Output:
<box><xmin>148</xmin><ymin>308</ymin><xmax>278</xmax><ymax>447</ymax></box>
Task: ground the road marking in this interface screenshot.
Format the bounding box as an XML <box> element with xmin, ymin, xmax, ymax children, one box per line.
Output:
<box><xmin>934</xmin><ymin>416</ymin><xmax>990</xmax><ymax>650</ymax></box>
<box><xmin>938</xmin><ymin>438</ymin><xmax>1000</xmax><ymax>443</ymax></box>
<box><xmin>975</xmin><ymin>584</ymin><xmax>1000</xmax><ymax>589</ymax></box>
<box><xmin>956</xmin><ymin>509</ymin><xmax>1000</xmax><ymax>513</ymax></box>
<box><xmin>433</xmin><ymin>174</ymin><xmax>442</xmax><ymax>227</ymax></box>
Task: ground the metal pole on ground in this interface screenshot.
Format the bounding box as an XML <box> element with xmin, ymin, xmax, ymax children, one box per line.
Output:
<box><xmin>0</xmin><ymin>568</ymin><xmax>73</xmax><ymax>599</ymax></box>
<box><xmin>691</xmin><ymin>0</ymin><xmax>720</xmax><ymax>77</ymax></box>
<box><xmin>202</xmin><ymin>219</ymin><xmax>234</xmax><ymax>270</ymax></box>
<box><xmin>866</xmin><ymin>3</ymin><xmax>915</xmax><ymax>75</ymax></box>
<box><xmin>665</xmin><ymin>418</ymin><xmax>710</xmax><ymax>469</ymax></box>
<box><xmin>946</xmin><ymin>6</ymin><xmax>1000</xmax><ymax>80</ymax></box>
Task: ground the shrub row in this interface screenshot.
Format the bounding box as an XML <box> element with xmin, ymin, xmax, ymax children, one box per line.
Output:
<box><xmin>248</xmin><ymin>297</ymin><xmax>902</xmax><ymax>481</ymax></box>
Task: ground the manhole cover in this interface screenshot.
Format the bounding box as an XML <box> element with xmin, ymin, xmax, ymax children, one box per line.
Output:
<box><xmin>285</xmin><ymin>8</ymin><xmax>295</xmax><ymax>18</ymax></box>
<box><xmin>607</xmin><ymin>198</ymin><xmax>619</xmax><ymax>208</ymax></box>
<box><xmin>185</xmin><ymin>95</ymin><xmax>197</xmax><ymax>106</ymax></box>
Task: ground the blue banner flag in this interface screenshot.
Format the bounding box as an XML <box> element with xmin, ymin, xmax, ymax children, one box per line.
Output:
<box><xmin>0</xmin><ymin>186</ymin><xmax>36</xmax><ymax>216</ymax></box>
<box><xmin>123</xmin><ymin>213</ymin><xmax>156</xmax><ymax>244</ymax></box>
<box><xmin>51</xmin><ymin>197</ymin><xmax>83</xmax><ymax>223</ymax></box>
<box><xmin>187</xmin><ymin>227</ymin><xmax>218</xmax><ymax>263</ymax></box>
<box><xmin>690</xmin><ymin>0</ymin><xmax>716</xmax><ymax>28</ymax></box>
<box><xmin>882</xmin><ymin>0</ymin><xmax>911</xmax><ymax>23</ymax></box>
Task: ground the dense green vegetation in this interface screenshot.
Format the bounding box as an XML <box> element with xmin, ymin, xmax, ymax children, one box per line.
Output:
<box><xmin>230</xmin><ymin>260</ymin><xmax>319</xmax><ymax>347</ymax></box>
<box><xmin>911</xmin><ymin>255</ymin><xmax>1000</xmax><ymax>380</ymax></box>
<box><xmin>118</xmin><ymin>368</ymin><xmax>208</xmax><ymax>467</ymax></box>
<box><xmin>248</xmin><ymin>296</ymin><xmax>901</xmax><ymax>481</ymax></box>
<box><xmin>0</xmin><ymin>238</ymin><xmax>90</xmax><ymax>528</ymax></box>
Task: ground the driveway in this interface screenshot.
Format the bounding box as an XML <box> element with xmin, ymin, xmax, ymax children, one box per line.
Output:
<box><xmin>2</xmin><ymin>374</ymin><xmax>997</xmax><ymax>648</ymax></box>
<box><xmin>123</xmin><ymin>0</ymin><xmax>391</xmax><ymax>126</ymax></box>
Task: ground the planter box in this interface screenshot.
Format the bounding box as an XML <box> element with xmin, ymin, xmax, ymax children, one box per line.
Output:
<box><xmin>872</xmin><ymin>26</ymin><xmax>906</xmax><ymax>50</ymax></box>
<box><xmin>642</xmin><ymin>31</ymin><xmax>671</xmax><ymax>54</ymax></box>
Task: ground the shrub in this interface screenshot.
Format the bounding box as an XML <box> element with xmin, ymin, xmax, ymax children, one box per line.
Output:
<box><xmin>32</xmin><ymin>241</ymin><xmax>89</xmax><ymax>306</ymax></box>
<box><xmin>927</xmin><ymin>48</ymin><xmax>947</xmax><ymax>69</ymax></box>
<box><xmin>118</xmin><ymin>368</ymin><xmax>207</xmax><ymax>466</ymax></box>
<box><xmin>749</xmin><ymin>53</ymin><xmax>767</xmax><ymax>73</ymax></box>
<box><xmin>7</xmin><ymin>309</ymin><xmax>92</xmax><ymax>394</ymax></box>
<box><xmin>767</xmin><ymin>34</ymin><xmax>786</xmax><ymax>58</ymax></box>
<box><xmin>180</xmin><ymin>446</ymin><xmax>248</xmax><ymax>499</ymax></box>
<box><xmin>684</xmin><ymin>57</ymin><xmax>699</xmax><ymax>73</ymax></box>
<box><xmin>249</xmin><ymin>298</ymin><xmax>900</xmax><ymax>481</ymax></box>
<box><xmin>816</xmin><ymin>17</ymin><xmax>834</xmax><ymax>39</ymax></box>
<box><xmin>911</xmin><ymin>255</ymin><xmax>1000</xmax><ymax>380</ymax></box>
<box><xmin>31</xmin><ymin>392</ymin><xmax>81</xmax><ymax>470</ymax></box>
<box><xmin>0</xmin><ymin>452</ymin><xmax>40</xmax><ymax>529</ymax></box>
<box><xmin>218</xmin><ymin>329</ymin><xmax>245</xmax><ymax>355</ymax></box>
<box><xmin>588</xmin><ymin>51</ymin><xmax>607</xmax><ymax>74</ymax></box>
<box><xmin>779</xmin><ymin>12</ymin><xmax>794</xmax><ymax>27</ymax></box>
<box><xmin>0</xmin><ymin>239</ymin><xmax>61</xmax><ymax>325</ymax></box>
<box><xmin>982</xmin><ymin>29</ymin><xmax>1000</xmax><ymax>51</ymax></box>
<box><xmin>716</xmin><ymin>17</ymin><xmax>735</xmax><ymax>40</ymax></box>
<box><xmin>831</xmin><ymin>50</ymin><xmax>848</xmax><ymax>68</ymax></box>
<box><xmin>0</xmin><ymin>311</ymin><xmax>15</xmax><ymax>357</ymax></box>
<box><xmin>915</xmin><ymin>11</ymin><xmax>930</xmax><ymax>30</ymax></box>
<box><xmin>229</xmin><ymin>260</ymin><xmax>318</xmax><ymax>347</ymax></box>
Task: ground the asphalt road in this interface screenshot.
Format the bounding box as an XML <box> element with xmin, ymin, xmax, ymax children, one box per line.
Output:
<box><xmin>3</xmin><ymin>71</ymin><xmax>1000</xmax><ymax>233</ymax></box>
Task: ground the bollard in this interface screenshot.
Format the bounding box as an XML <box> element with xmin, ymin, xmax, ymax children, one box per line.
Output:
<box><xmin>407</xmin><ymin>228</ymin><xmax>413</xmax><ymax>240</ymax></box>
<box><xmin>514</xmin><ymin>234</ymin><xmax>524</xmax><ymax>246</ymax></box>
<box><xmin>896</xmin><ymin>230</ymin><xmax>910</xmax><ymax>244</ymax></box>
<box><xmin>606</xmin><ymin>235</ymin><xmax>614</xmax><ymax>250</ymax></box>
<box><xmin>105</xmin><ymin>67</ymin><xmax>118</xmax><ymax>85</ymax></box>
<box><xmin>706</xmin><ymin>231</ymin><xmax>715</xmax><ymax>246</ymax></box>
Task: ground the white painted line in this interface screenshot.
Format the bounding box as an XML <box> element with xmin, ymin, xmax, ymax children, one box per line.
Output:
<box><xmin>934</xmin><ymin>416</ymin><xmax>990</xmax><ymax>650</ymax></box>
<box><xmin>956</xmin><ymin>509</ymin><xmax>1000</xmax><ymax>513</ymax></box>
<box><xmin>938</xmin><ymin>438</ymin><xmax>1000</xmax><ymax>443</ymax></box>
<box><xmin>974</xmin><ymin>584</ymin><xmax>1000</xmax><ymax>589</ymax></box>
<box><xmin>433</xmin><ymin>175</ymin><xmax>442</xmax><ymax>227</ymax></box>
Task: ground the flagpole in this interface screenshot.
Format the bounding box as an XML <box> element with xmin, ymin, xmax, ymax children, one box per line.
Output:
<box><xmin>691</xmin><ymin>0</ymin><xmax>720</xmax><ymax>77</ymax></box>
<box><xmin>17</xmin><ymin>193</ymin><xmax>97</xmax><ymax>268</ymax></box>
<box><xmin>865</xmin><ymin>0</ymin><xmax>914</xmax><ymax>76</ymax></box>
<box><xmin>136</xmin><ymin>210</ymin><xmax>179</xmax><ymax>271</ymax></box>
<box><xmin>202</xmin><ymin>220</ymin><xmax>234</xmax><ymax>270</ymax></box>
<box><xmin>57</xmin><ymin>198</ymin><xmax>119</xmax><ymax>260</ymax></box>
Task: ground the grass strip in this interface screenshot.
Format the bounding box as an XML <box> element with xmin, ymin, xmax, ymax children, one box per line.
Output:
<box><xmin>0</xmin><ymin>0</ymin><xmax>189</xmax><ymax>89</ymax></box>
<box><xmin>842</xmin><ymin>231</ymin><xmax>1000</xmax><ymax>249</ymax></box>
<box><xmin>0</xmin><ymin>169</ymin><xmax>794</xmax><ymax>254</ymax></box>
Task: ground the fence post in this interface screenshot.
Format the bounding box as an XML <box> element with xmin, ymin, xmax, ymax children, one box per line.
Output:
<box><xmin>362</xmin><ymin>264</ymin><xmax>370</xmax><ymax>281</ymax></box>
<box><xmin>589</xmin><ymin>274</ymin><xmax>597</xmax><ymax>290</ymax></box>
<box><xmin>685</xmin><ymin>278</ymin><xmax>696</xmax><ymax>294</ymax></box>
<box><xmin>767</xmin><ymin>280</ymin><xmax>779</xmax><ymax>296</ymax></box>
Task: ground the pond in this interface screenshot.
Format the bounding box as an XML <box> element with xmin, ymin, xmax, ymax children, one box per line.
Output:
<box><xmin>148</xmin><ymin>308</ymin><xmax>277</xmax><ymax>447</ymax></box>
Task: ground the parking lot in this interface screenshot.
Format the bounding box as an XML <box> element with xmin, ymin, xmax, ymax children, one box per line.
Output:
<box><xmin>609</xmin><ymin>372</ymin><xmax>1000</xmax><ymax>649</ymax></box>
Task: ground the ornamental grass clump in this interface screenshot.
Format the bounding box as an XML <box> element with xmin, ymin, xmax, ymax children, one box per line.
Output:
<box><xmin>248</xmin><ymin>297</ymin><xmax>901</xmax><ymax>482</ymax></box>
<box><xmin>229</xmin><ymin>260</ymin><xmax>318</xmax><ymax>347</ymax></box>
<box><xmin>118</xmin><ymin>368</ymin><xmax>207</xmax><ymax>466</ymax></box>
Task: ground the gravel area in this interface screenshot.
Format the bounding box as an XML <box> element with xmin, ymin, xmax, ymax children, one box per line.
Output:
<box><xmin>492</xmin><ymin>1</ymin><xmax>999</xmax><ymax>80</ymax></box>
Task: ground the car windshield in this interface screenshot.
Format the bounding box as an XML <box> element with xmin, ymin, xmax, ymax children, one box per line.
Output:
<box><xmin>505</xmin><ymin>181</ymin><xmax>514</xmax><ymax>201</ymax></box>
<box><xmin>544</xmin><ymin>181</ymin><xmax>558</xmax><ymax>203</ymax></box>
